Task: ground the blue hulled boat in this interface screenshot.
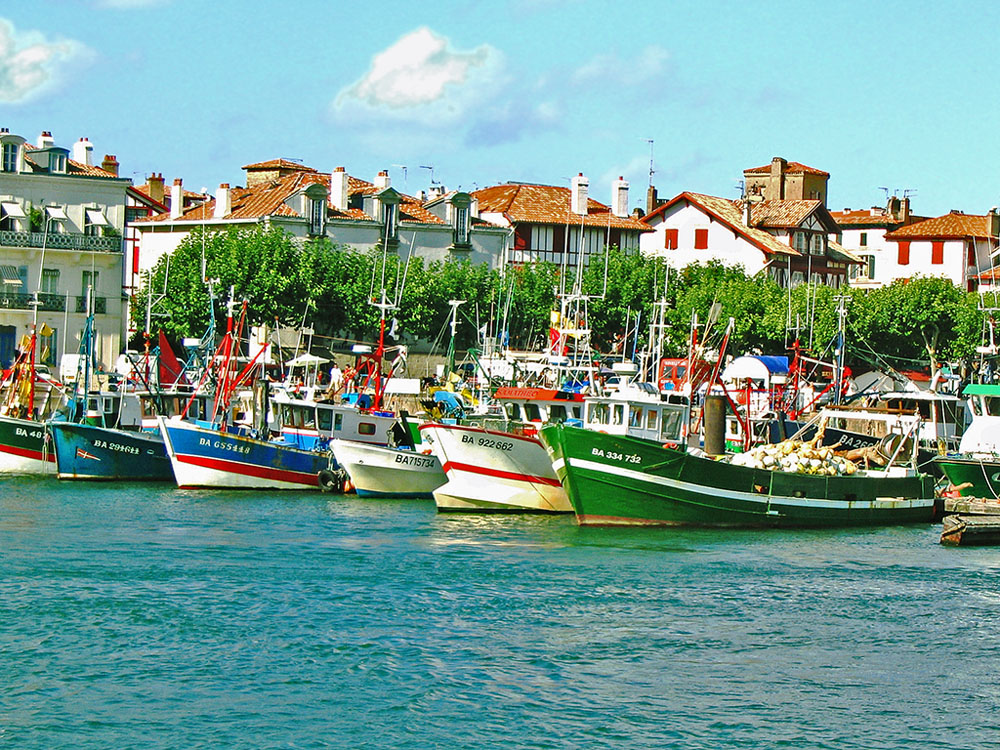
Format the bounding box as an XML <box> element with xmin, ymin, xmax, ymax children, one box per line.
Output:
<box><xmin>158</xmin><ymin>416</ymin><xmax>332</xmax><ymax>489</ymax></box>
<box><xmin>50</xmin><ymin>420</ymin><xmax>172</xmax><ymax>481</ymax></box>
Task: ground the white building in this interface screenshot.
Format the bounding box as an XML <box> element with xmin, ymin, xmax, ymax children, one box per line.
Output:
<box><xmin>829</xmin><ymin>197</ymin><xmax>923</xmax><ymax>288</ymax></box>
<box><xmin>884</xmin><ymin>210</ymin><xmax>1000</xmax><ymax>292</ymax></box>
<box><xmin>0</xmin><ymin>129</ymin><xmax>129</xmax><ymax>370</ymax></box>
<box><xmin>640</xmin><ymin>191</ymin><xmax>857</xmax><ymax>288</ymax></box>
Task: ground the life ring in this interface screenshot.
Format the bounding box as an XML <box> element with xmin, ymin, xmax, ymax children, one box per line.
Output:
<box><xmin>318</xmin><ymin>468</ymin><xmax>346</xmax><ymax>493</ymax></box>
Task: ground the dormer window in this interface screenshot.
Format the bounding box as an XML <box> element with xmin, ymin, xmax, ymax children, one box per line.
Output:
<box><xmin>309</xmin><ymin>197</ymin><xmax>325</xmax><ymax>235</ymax></box>
<box><xmin>447</xmin><ymin>192</ymin><xmax>473</xmax><ymax>249</ymax></box>
<box><xmin>1</xmin><ymin>142</ymin><xmax>17</xmax><ymax>172</ymax></box>
<box><xmin>50</xmin><ymin>152</ymin><xmax>67</xmax><ymax>173</ymax></box>
<box><xmin>382</xmin><ymin>201</ymin><xmax>398</xmax><ymax>241</ymax></box>
<box><xmin>453</xmin><ymin>205</ymin><xmax>470</xmax><ymax>246</ymax></box>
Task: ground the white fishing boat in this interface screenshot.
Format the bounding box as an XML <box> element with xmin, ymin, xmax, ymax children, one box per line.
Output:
<box><xmin>419</xmin><ymin>420</ymin><xmax>571</xmax><ymax>513</ymax></box>
<box><xmin>330</xmin><ymin>438</ymin><xmax>443</xmax><ymax>498</ymax></box>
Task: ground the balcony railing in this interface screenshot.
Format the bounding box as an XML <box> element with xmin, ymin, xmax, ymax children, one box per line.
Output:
<box><xmin>0</xmin><ymin>229</ymin><xmax>121</xmax><ymax>253</ymax></box>
<box><xmin>0</xmin><ymin>293</ymin><xmax>107</xmax><ymax>313</ymax></box>
<box><xmin>75</xmin><ymin>296</ymin><xmax>107</xmax><ymax>314</ymax></box>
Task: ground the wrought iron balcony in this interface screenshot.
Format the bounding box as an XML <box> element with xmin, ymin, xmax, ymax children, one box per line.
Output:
<box><xmin>0</xmin><ymin>293</ymin><xmax>107</xmax><ymax>314</ymax></box>
<box><xmin>75</xmin><ymin>296</ymin><xmax>107</xmax><ymax>314</ymax></box>
<box><xmin>0</xmin><ymin>229</ymin><xmax>121</xmax><ymax>253</ymax></box>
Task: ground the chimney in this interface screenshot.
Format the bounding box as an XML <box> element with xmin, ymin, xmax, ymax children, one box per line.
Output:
<box><xmin>330</xmin><ymin>167</ymin><xmax>349</xmax><ymax>211</ymax></box>
<box><xmin>214</xmin><ymin>183</ymin><xmax>231</xmax><ymax>218</ymax></box>
<box><xmin>101</xmin><ymin>154</ymin><xmax>119</xmax><ymax>176</ymax></box>
<box><xmin>900</xmin><ymin>197</ymin><xmax>911</xmax><ymax>224</ymax></box>
<box><xmin>646</xmin><ymin>185</ymin><xmax>659</xmax><ymax>215</ymax></box>
<box><xmin>571</xmin><ymin>172</ymin><xmax>589</xmax><ymax>216</ymax></box>
<box><xmin>989</xmin><ymin>207</ymin><xmax>1000</xmax><ymax>238</ymax></box>
<box><xmin>37</xmin><ymin>130</ymin><xmax>54</xmax><ymax>148</ymax></box>
<box><xmin>744</xmin><ymin>200</ymin><xmax>752</xmax><ymax>226</ymax></box>
<box><xmin>612</xmin><ymin>176</ymin><xmax>629</xmax><ymax>217</ymax></box>
<box><xmin>769</xmin><ymin>157</ymin><xmax>786</xmax><ymax>200</ymax></box>
<box><xmin>147</xmin><ymin>173</ymin><xmax>165</xmax><ymax>205</ymax></box>
<box><xmin>374</xmin><ymin>170</ymin><xmax>390</xmax><ymax>191</ymax></box>
<box><xmin>72</xmin><ymin>137</ymin><xmax>94</xmax><ymax>166</ymax></box>
<box><xmin>170</xmin><ymin>178</ymin><xmax>183</xmax><ymax>219</ymax></box>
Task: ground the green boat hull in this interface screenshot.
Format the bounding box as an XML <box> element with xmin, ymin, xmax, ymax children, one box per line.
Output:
<box><xmin>934</xmin><ymin>455</ymin><xmax>1000</xmax><ymax>499</ymax></box>
<box><xmin>539</xmin><ymin>424</ymin><xmax>939</xmax><ymax>528</ymax></box>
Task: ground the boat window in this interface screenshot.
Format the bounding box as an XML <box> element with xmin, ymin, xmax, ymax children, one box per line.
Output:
<box><xmin>524</xmin><ymin>403</ymin><xmax>541</xmax><ymax>422</ymax></box>
<box><xmin>572</xmin><ymin>405</ymin><xmax>581</xmax><ymax>419</ymax></box>
<box><xmin>629</xmin><ymin>407</ymin><xmax>643</xmax><ymax>427</ymax></box>
<box><xmin>661</xmin><ymin>410</ymin><xmax>684</xmax><ymax>440</ymax></box>
<box><xmin>358</xmin><ymin>422</ymin><xmax>376</xmax><ymax>435</ymax></box>
<box><xmin>646</xmin><ymin>409</ymin><xmax>658</xmax><ymax>429</ymax></box>
<box><xmin>87</xmin><ymin>396</ymin><xmax>98</xmax><ymax>411</ymax></box>
<box><xmin>104</xmin><ymin>398</ymin><xmax>115</xmax><ymax>414</ymax></box>
<box><xmin>317</xmin><ymin>408</ymin><xmax>333</xmax><ymax>432</ymax></box>
<box><xmin>505</xmin><ymin>403</ymin><xmax>520</xmax><ymax>420</ymax></box>
<box><xmin>612</xmin><ymin>404</ymin><xmax>624</xmax><ymax>426</ymax></box>
<box><xmin>549</xmin><ymin>404</ymin><xmax>567</xmax><ymax>422</ymax></box>
<box><xmin>593</xmin><ymin>403</ymin><xmax>610</xmax><ymax>425</ymax></box>
<box><xmin>334</xmin><ymin>413</ymin><xmax>343</xmax><ymax>431</ymax></box>
<box><xmin>140</xmin><ymin>398</ymin><xmax>155</xmax><ymax>418</ymax></box>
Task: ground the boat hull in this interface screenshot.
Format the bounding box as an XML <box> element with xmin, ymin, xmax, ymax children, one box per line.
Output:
<box><xmin>0</xmin><ymin>415</ymin><xmax>54</xmax><ymax>474</ymax></box>
<box><xmin>331</xmin><ymin>439</ymin><xmax>444</xmax><ymax>498</ymax></box>
<box><xmin>158</xmin><ymin>417</ymin><xmax>330</xmax><ymax>490</ymax></box>
<box><xmin>540</xmin><ymin>423</ymin><xmax>938</xmax><ymax>528</ymax></box>
<box><xmin>934</xmin><ymin>455</ymin><xmax>1000</xmax><ymax>498</ymax></box>
<box><xmin>49</xmin><ymin>422</ymin><xmax>173</xmax><ymax>481</ymax></box>
<box><xmin>419</xmin><ymin>423</ymin><xmax>571</xmax><ymax>513</ymax></box>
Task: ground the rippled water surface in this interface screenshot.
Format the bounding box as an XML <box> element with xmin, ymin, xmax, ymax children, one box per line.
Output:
<box><xmin>3</xmin><ymin>476</ymin><xmax>1000</xmax><ymax>749</ymax></box>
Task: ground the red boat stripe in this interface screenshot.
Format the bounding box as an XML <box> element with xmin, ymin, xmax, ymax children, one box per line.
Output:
<box><xmin>440</xmin><ymin>460</ymin><xmax>562</xmax><ymax>487</ymax></box>
<box><xmin>175</xmin><ymin>453</ymin><xmax>320</xmax><ymax>486</ymax></box>
<box><xmin>0</xmin><ymin>444</ymin><xmax>56</xmax><ymax>463</ymax></box>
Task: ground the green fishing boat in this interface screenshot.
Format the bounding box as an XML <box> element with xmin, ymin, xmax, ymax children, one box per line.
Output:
<box><xmin>539</xmin><ymin>423</ymin><xmax>939</xmax><ymax>528</ymax></box>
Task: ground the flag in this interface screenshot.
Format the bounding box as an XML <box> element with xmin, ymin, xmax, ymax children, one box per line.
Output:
<box><xmin>39</xmin><ymin>322</ymin><xmax>53</xmax><ymax>337</ymax></box>
<box><xmin>76</xmin><ymin>447</ymin><xmax>100</xmax><ymax>461</ymax></box>
<box><xmin>158</xmin><ymin>330</ymin><xmax>186</xmax><ymax>387</ymax></box>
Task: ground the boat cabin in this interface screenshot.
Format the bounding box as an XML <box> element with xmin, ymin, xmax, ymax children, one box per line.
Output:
<box><xmin>494</xmin><ymin>386</ymin><xmax>585</xmax><ymax>425</ymax></box>
<box><xmin>584</xmin><ymin>384</ymin><xmax>689</xmax><ymax>444</ymax></box>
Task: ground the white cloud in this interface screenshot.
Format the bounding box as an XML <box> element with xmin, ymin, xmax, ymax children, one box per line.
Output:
<box><xmin>334</xmin><ymin>27</ymin><xmax>503</xmax><ymax>125</ymax></box>
<box><xmin>572</xmin><ymin>45</ymin><xmax>671</xmax><ymax>90</ymax></box>
<box><xmin>0</xmin><ymin>19</ymin><xmax>91</xmax><ymax>104</ymax></box>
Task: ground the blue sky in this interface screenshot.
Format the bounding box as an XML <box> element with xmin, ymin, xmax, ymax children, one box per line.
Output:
<box><xmin>2</xmin><ymin>0</ymin><xmax>998</xmax><ymax>217</ymax></box>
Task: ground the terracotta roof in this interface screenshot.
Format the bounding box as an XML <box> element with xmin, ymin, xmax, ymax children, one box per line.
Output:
<box><xmin>644</xmin><ymin>192</ymin><xmax>799</xmax><ymax>257</ymax></box>
<box><xmin>471</xmin><ymin>182</ymin><xmax>650</xmax><ymax>232</ymax></box>
<box><xmin>136</xmin><ymin>168</ymin><xmax>447</xmax><ymax>226</ymax></box>
<box><xmin>744</xmin><ymin>160</ymin><xmax>829</xmax><ymax>176</ymax></box>
<box><xmin>748</xmin><ymin>199</ymin><xmax>827</xmax><ymax>229</ymax></box>
<box><xmin>133</xmin><ymin>182</ymin><xmax>203</xmax><ymax>200</ymax></box>
<box><xmin>21</xmin><ymin>143</ymin><xmax>118</xmax><ymax>179</ymax></box>
<box><xmin>242</xmin><ymin>158</ymin><xmax>318</xmax><ymax>173</ymax></box>
<box><xmin>827</xmin><ymin>239</ymin><xmax>864</xmax><ymax>264</ymax></box>
<box><xmin>885</xmin><ymin>212</ymin><xmax>998</xmax><ymax>240</ymax></box>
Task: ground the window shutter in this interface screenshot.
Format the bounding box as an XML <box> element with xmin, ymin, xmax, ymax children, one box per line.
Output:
<box><xmin>694</xmin><ymin>228</ymin><xmax>708</xmax><ymax>249</ymax></box>
<box><xmin>897</xmin><ymin>241</ymin><xmax>910</xmax><ymax>266</ymax></box>
<box><xmin>932</xmin><ymin>241</ymin><xmax>944</xmax><ymax>265</ymax></box>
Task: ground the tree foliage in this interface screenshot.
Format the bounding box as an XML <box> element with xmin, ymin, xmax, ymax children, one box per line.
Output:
<box><xmin>134</xmin><ymin>226</ymin><xmax>992</xmax><ymax>370</ymax></box>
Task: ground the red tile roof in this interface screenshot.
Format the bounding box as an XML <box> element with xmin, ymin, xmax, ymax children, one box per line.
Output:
<box><xmin>471</xmin><ymin>182</ymin><xmax>650</xmax><ymax>232</ymax></box>
<box><xmin>748</xmin><ymin>199</ymin><xmax>827</xmax><ymax>229</ymax></box>
<box><xmin>885</xmin><ymin>212</ymin><xmax>998</xmax><ymax>240</ymax></box>
<box><xmin>136</xmin><ymin>168</ymin><xmax>447</xmax><ymax>226</ymax></box>
<box><xmin>242</xmin><ymin>159</ymin><xmax>318</xmax><ymax>173</ymax></box>
<box><xmin>744</xmin><ymin>161</ymin><xmax>829</xmax><ymax>176</ymax></box>
<box><xmin>22</xmin><ymin>143</ymin><xmax>118</xmax><ymax>179</ymax></box>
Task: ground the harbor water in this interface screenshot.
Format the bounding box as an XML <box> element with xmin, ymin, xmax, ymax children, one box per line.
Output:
<box><xmin>3</xmin><ymin>476</ymin><xmax>1000</xmax><ymax>749</ymax></box>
